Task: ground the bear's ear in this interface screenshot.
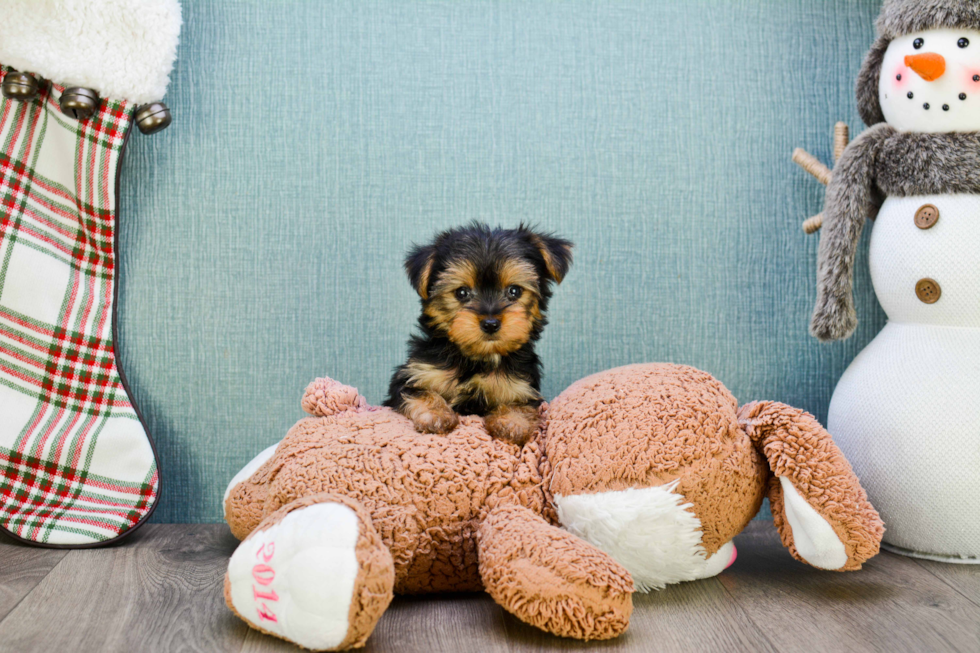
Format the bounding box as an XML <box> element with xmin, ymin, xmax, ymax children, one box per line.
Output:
<box><xmin>302</xmin><ymin>377</ymin><xmax>367</xmax><ymax>416</ymax></box>
<box><xmin>525</xmin><ymin>228</ymin><xmax>573</xmax><ymax>284</ymax></box>
<box><xmin>404</xmin><ymin>243</ymin><xmax>437</xmax><ymax>299</ymax></box>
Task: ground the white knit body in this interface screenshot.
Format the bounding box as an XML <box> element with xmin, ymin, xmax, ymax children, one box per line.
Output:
<box><xmin>829</xmin><ymin>193</ymin><xmax>980</xmax><ymax>562</ymax></box>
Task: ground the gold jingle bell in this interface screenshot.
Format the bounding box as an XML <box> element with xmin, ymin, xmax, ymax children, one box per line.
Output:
<box><xmin>60</xmin><ymin>87</ymin><xmax>100</xmax><ymax>121</ymax></box>
<box><xmin>135</xmin><ymin>102</ymin><xmax>172</xmax><ymax>135</ymax></box>
<box><xmin>2</xmin><ymin>71</ymin><xmax>40</xmax><ymax>102</ymax></box>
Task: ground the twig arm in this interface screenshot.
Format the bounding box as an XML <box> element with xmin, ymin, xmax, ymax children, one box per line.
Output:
<box><xmin>833</xmin><ymin>122</ymin><xmax>850</xmax><ymax>162</ymax></box>
<box><xmin>792</xmin><ymin>149</ymin><xmax>833</xmax><ymax>186</ymax></box>
<box><xmin>802</xmin><ymin>214</ymin><xmax>823</xmax><ymax>235</ymax></box>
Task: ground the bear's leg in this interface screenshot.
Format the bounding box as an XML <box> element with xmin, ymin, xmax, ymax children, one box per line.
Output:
<box><xmin>225</xmin><ymin>493</ymin><xmax>394</xmax><ymax>651</ymax></box>
<box><xmin>476</xmin><ymin>504</ymin><xmax>633</xmax><ymax>641</ymax></box>
<box><xmin>738</xmin><ymin>401</ymin><xmax>884</xmax><ymax>571</ymax></box>
<box><xmin>224</xmin><ymin>442</ymin><xmax>281</xmax><ymax>540</ymax></box>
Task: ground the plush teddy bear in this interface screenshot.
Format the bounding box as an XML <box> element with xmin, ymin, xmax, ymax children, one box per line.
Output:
<box><xmin>223</xmin><ymin>363</ymin><xmax>883</xmax><ymax>650</ymax></box>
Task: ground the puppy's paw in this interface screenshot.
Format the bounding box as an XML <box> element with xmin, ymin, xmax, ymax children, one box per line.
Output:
<box><xmin>486</xmin><ymin>405</ymin><xmax>539</xmax><ymax>446</ymax></box>
<box><xmin>402</xmin><ymin>392</ymin><xmax>459</xmax><ymax>434</ymax></box>
<box><xmin>413</xmin><ymin>408</ymin><xmax>459</xmax><ymax>434</ymax></box>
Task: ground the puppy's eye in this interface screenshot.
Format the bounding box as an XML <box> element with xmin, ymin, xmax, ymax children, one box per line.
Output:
<box><xmin>506</xmin><ymin>285</ymin><xmax>523</xmax><ymax>300</ymax></box>
<box><xmin>454</xmin><ymin>287</ymin><xmax>471</xmax><ymax>302</ymax></box>
<box><xmin>960</xmin><ymin>38</ymin><xmax>970</xmax><ymax>48</ymax></box>
<box><xmin>913</xmin><ymin>38</ymin><xmax>924</xmax><ymax>49</ymax></box>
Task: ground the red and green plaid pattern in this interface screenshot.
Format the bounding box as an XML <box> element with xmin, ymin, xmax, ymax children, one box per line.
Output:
<box><xmin>0</xmin><ymin>67</ymin><xmax>158</xmax><ymax>546</ymax></box>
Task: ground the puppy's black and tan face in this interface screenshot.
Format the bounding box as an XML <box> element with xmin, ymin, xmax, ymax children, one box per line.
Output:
<box><xmin>406</xmin><ymin>224</ymin><xmax>572</xmax><ymax>360</ymax></box>
<box><xmin>426</xmin><ymin>256</ymin><xmax>538</xmax><ymax>359</ymax></box>
<box><xmin>389</xmin><ymin>223</ymin><xmax>572</xmax><ymax>443</ymax></box>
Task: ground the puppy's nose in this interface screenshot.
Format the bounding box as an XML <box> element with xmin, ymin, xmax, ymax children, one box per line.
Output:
<box><xmin>480</xmin><ymin>318</ymin><xmax>502</xmax><ymax>334</ymax></box>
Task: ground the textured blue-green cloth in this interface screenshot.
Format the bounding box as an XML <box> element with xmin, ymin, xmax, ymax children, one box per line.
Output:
<box><xmin>118</xmin><ymin>0</ymin><xmax>885</xmax><ymax>523</ymax></box>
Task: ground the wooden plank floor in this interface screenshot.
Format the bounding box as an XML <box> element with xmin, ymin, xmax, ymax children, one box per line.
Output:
<box><xmin>1</xmin><ymin>522</ymin><xmax>979</xmax><ymax>653</ymax></box>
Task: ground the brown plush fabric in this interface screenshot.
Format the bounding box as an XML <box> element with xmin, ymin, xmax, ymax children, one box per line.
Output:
<box><xmin>225</xmin><ymin>471</ymin><xmax>272</xmax><ymax>541</ymax></box>
<box><xmin>477</xmin><ymin>504</ymin><xmax>633</xmax><ymax>641</ymax></box>
<box><xmin>302</xmin><ymin>377</ymin><xmax>370</xmax><ymax>416</ymax></box>
<box><xmin>224</xmin><ymin>493</ymin><xmax>395</xmax><ymax>650</ymax></box>
<box><xmin>545</xmin><ymin>364</ymin><xmax>768</xmax><ymax>555</ymax></box>
<box><xmin>738</xmin><ymin>402</ymin><xmax>884</xmax><ymax>570</ymax></box>
<box><xmin>225</xmin><ymin>366</ymin><xmax>882</xmax><ymax>647</ymax></box>
<box><xmin>229</xmin><ymin>378</ymin><xmax>552</xmax><ymax>594</ymax></box>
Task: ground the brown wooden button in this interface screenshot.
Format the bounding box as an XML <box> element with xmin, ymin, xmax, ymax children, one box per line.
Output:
<box><xmin>914</xmin><ymin>204</ymin><xmax>940</xmax><ymax>229</ymax></box>
<box><xmin>915</xmin><ymin>278</ymin><xmax>941</xmax><ymax>304</ymax></box>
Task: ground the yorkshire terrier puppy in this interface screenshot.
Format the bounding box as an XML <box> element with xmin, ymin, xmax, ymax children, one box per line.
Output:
<box><xmin>384</xmin><ymin>223</ymin><xmax>573</xmax><ymax>446</ymax></box>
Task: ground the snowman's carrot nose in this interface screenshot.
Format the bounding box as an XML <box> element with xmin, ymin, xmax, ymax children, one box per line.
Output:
<box><xmin>905</xmin><ymin>53</ymin><xmax>946</xmax><ymax>81</ymax></box>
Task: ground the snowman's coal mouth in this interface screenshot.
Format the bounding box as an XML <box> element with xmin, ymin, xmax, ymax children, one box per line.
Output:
<box><xmin>899</xmin><ymin>91</ymin><xmax>970</xmax><ymax>111</ymax></box>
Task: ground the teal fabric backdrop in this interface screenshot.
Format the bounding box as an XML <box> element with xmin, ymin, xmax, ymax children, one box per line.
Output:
<box><xmin>118</xmin><ymin>0</ymin><xmax>885</xmax><ymax>523</ymax></box>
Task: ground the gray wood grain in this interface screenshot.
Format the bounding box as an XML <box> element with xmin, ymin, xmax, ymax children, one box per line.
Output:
<box><xmin>626</xmin><ymin>575</ymin><xmax>777</xmax><ymax>653</ymax></box>
<box><xmin>5</xmin><ymin>522</ymin><xmax>980</xmax><ymax>652</ymax></box>
<box><xmin>241</xmin><ymin>593</ymin><xmax>513</xmax><ymax>653</ymax></box>
<box><xmin>243</xmin><ymin>542</ymin><xmax>776</xmax><ymax>653</ymax></box>
<box><xmin>490</xmin><ymin>576</ymin><xmax>778</xmax><ymax>653</ymax></box>
<box><xmin>0</xmin><ymin>525</ymin><xmax>250</xmax><ymax>653</ymax></box>
<box><xmin>723</xmin><ymin>523</ymin><xmax>980</xmax><ymax>653</ymax></box>
<box><xmin>910</xmin><ymin>558</ymin><xmax>980</xmax><ymax>609</ymax></box>
<box><xmin>0</xmin><ymin>530</ymin><xmax>69</xmax><ymax>621</ymax></box>
<box><xmin>243</xmin><ymin>583</ymin><xmax>775</xmax><ymax>653</ymax></box>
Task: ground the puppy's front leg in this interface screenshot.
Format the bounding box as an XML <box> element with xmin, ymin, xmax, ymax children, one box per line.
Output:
<box><xmin>485</xmin><ymin>404</ymin><xmax>540</xmax><ymax>446</ymax></box>
<box><xmin>399</xmin><ymin>390</ymin><xmax>459</xmax><ymax>434</ymax></box>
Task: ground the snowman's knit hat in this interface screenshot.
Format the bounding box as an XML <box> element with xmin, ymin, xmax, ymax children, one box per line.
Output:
<box><xmin>857</xmin><ymin>0</ymin><xmax>980</xmax><ymax>126</ymax></box>
<box><xmin>878</xmin><ymin>0</ymin><xmax>980</xmax><ymax>40</ymax></box>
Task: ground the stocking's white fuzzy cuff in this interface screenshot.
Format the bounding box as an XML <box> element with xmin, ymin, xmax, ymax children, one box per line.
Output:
<box><xmin>0</xmin><ymin>0</ymin><xmax>182</xmax><ymax>103</ymax></box>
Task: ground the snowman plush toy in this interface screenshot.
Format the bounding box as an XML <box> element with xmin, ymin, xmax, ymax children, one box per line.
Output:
<box><xmin>812</xmin><ymin>0</ymin><xmax>980</xmax><ymax>562</ymax></box>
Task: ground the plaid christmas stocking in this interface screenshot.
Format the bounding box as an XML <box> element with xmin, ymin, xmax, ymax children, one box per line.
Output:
<box><xmin>0</xmin><ymin>1</ymin><xmax>181</xmax><ymax>547</ymax></box>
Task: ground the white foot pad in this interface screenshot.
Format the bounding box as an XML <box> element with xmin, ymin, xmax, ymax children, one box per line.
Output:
<box><xmin>227</xmin><ymin>502</ymin><xmax>360</xmax><ymax>650</ymax></box>
<box><xmin>779</xmin><ymin>477</ymin><xmax>848</xmax><ymax>570</ymax></box>
<box><xmin>698</xmin><ymin>541</ymin><xmax>736</xmax><ymax>579</ymax></box>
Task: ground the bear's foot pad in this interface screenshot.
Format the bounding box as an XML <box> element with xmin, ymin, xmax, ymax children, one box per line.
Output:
<box><xmin>226</xmin><ymin>502</ymin><xmax>363</xmax><ymax>651</ymax></box>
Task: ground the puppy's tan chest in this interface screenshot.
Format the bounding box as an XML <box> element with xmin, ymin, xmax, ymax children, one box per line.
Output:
<box><xmin>404</xmin><ymin>362</ymin><xmax>459</xmax><ymax>398</ymax></box>
<box><xmin>458</xmin><ymin>372</ymin><xmax>537</xmax><ymax>408</ymax></box>
<box><xmin>404</xmin><ymin>361</ymin><xmax>535</xmax><ymax>409</ymax></box>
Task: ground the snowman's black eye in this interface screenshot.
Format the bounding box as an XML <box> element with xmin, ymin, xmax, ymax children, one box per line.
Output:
<box><xmin>959</xmin><ymin>38</ymin><xmax>970</xmax><ymax>48</ymax></box>
<box><xmin>914</xmin><ymin>38</ymin><xmax>924</xmax><ymax>49</ymax></box>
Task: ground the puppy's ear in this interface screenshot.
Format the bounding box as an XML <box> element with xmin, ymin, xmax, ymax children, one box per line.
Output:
<box><xmin>405</xmin><ymin>244</ymin><xmax>437</xmax><ymax>299</ymax></box>
<box><xmin>527</xmin><ymin>231</ymin><xmax>573</xmax><ymax>284</ymax></box>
